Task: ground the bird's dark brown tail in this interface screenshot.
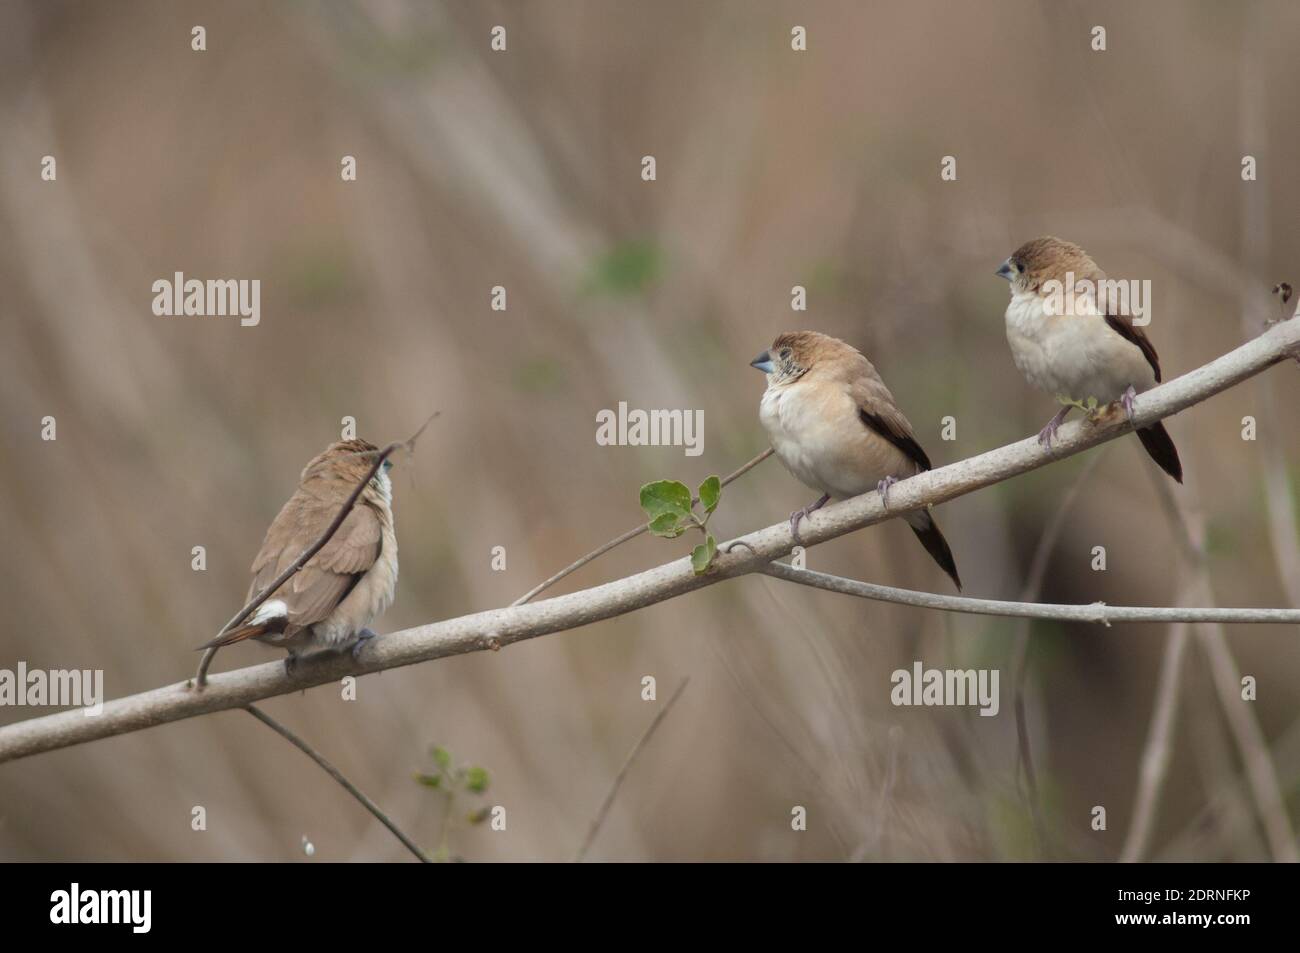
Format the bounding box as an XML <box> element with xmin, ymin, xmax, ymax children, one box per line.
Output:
<box><xmin>1137</xmin><ymin>422</ymin><xmax>1183</xmax><ymax>483</ymax></box>
<box><xmin>197</xmin><ymin>617</ymin><xmax>284</xmax><ymax>650</ymax></box>
<box><xmin>905</xmin><ymin>509</ymin><xmax>962</xmax><ymax>591</ymax></box>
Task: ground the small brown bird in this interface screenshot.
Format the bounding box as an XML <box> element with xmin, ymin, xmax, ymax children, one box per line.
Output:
<box><xmin>752</xmin><ymin>331</ymin><xmax>962</xmax><ymax>590</ymax></box>
<box><xmin>997</xmin><ymin>236</ymin><xmax>1183</xmax><ymax>482</ymax></box>
<box><xmin>202</xmin><ymin>438</ymin><xmax>398</xmax><ymax>668</ymax></box>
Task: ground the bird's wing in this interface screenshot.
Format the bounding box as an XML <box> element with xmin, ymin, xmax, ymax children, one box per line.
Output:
<box><xmin>248</xmin><ymin>497</ymin><xmax>382</xmax><ymax>626</ymax></box>
<box><xmin>278</xmin><ymin>566</ymin><xmax>358</xmax><ymax>626</ymax></box>
<box><xmin>1084</xmin><ymin>264</ymin><xmax>1162</xmax><ymax>383</ymax></box>
<box><xmin>1102</xmin><ymin>311</ymin><xmax>1162</xmax><ymax>383</ymax></box>
<box><xmin>847</xmin><ymin>370</ymin><xmax>933</xmax><ymax>472</ymax></box>
<box><xmin>313</xmin><ymin>504</ymin><xmax>383</xmax><ymax>574</ymax></box>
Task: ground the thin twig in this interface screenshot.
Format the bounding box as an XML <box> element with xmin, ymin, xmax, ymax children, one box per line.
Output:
<box><xmin>195</xmin><ymin>414</ymin><xmax>437</xmax><ymax>686</ymax></box>
<box><xmin>573</xmin><ymin>677</ymin><xmax>690</xmax><ymax>862</ymax></box>
<box><xmin>244</xmin><ymin>704</ymin><xmax>430</xmax><ymax>863</ymax></box>
<box><xmin>2</xmin><ymin>320</ymin><xmax>1297</xmax><ymax>764</ymax></box>
<box><xmin>512</xmin><ymin>449</ymin><xmax>773</xmax><ymax>606</ymax></box>
<box><xmin>760</xmin><ymin>563</ymin><xmax>1300</xmax><ymax>625</ymax></box>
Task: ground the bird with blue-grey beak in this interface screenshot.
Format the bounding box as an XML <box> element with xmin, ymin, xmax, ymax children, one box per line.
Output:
<box><xmin>997</xmin><ymin>236</ymin><xmax>1182</xmax><ymax>482</ymax></box>
<box><xmin>751</xmin><ymin>331</ymin><xmax>961</xmax><ymax>590</ymax></box>
<box><xmin>199</xmin><ymin>438</ymin><xmax>399</xmax><ymax>670</ymax></box>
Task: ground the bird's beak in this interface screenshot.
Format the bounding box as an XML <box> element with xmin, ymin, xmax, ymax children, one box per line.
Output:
<box><xmin>750</xmin><ymin>350</ymin><xmax>775</xmax><ymax>374</ymax></box>
<box><xmin>995</xmin><ymin>259</ymin><xmax>1014</xmax><ymax>282</ymax></box>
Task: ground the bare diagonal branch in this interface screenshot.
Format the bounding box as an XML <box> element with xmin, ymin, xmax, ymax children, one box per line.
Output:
<box><xmin>573</xmin><ymin>676</ymin><xmax>690</xmax><ymax>862</ymax></box>
<box><xmin>511</xmin><ymin>448</ymin><xmax>773</xmax><ymax>606</ymax></box>
<box><xmin>244</xmin><ymin>705</ymin><xmax>431</xmax><ymax>863</ymax></box>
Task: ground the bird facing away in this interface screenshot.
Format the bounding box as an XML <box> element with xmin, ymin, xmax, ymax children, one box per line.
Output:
<box><xmin>751</xmin><ymin>331</ymin><xmax>962</xmax><ymax>590</ymax></box>
<box><xmin>997</xmin><ymin>236</ymin><xmax>1183</xmax><ymax>483</ymax></box>
<box><xmin>201</xmin><ymin>438</ymin><xmax>398</xmax><ymax>669</ymax></box>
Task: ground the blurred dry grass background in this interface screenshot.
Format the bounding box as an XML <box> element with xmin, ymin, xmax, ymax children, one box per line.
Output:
<box><xmin>1</xmin><ymin>0</ymin><xmax>1299</xmax><ymax>861</ymax></box>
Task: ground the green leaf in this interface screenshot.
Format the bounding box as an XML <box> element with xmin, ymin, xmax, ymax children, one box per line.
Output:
<box><xmin>466</xmin><ymin>807</ymin><xmax>491</xmax><ymax>825</ymax></box>
<box><xmin>465</xmin><ymin>766</ymin><xmax>490</xmax><ymax>794</ymax></box>
<box><xmin>431</xmin><ymin>745</ymin><xmax>452</xmax><ymax>769</ymax></box>
<box><xmin>698</xmin><ymin>476</ymin><xmax>721</xmax><ymax>514</ymax></box>
<box><xmin>414</xmin><ymin>773</ymin><xmax>442</xmax><ymax>788</ymax></box>
<box><xmin>647</xmin><ymin>512</ymin><xmax>686</xmax><ymax>538</ymax></box>
<box><xmin>640</xmin><ymin>480</ymin><xmax>692</xmax><ymax>522</ymax></box>
<box><xmin>691</xmin><ymin>535</ymin><xmax>717</xmax><ymax>574</ymax></box>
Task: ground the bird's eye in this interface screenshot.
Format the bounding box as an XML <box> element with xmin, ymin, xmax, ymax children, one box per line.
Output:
<box><xmin>381</xmin><ymin>459</ymin><xmax>393</xmax><ymax>472</ymax></box>
<box><xmin>779</xmin><ymin>348</ymin><xmax>792</xmax><ymax>360</ymax></box>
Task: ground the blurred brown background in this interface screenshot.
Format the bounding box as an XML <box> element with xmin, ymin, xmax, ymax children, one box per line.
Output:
<box><xmin>1</xmin><ymin>0</ymin><xmax>1298</xmax><ymax>861</ymax></box>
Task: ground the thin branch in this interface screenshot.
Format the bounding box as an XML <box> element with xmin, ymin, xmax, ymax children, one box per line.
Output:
<box><xmin>243</xmin><ymin>704</ymin><xmax>430</xmax><ymax>863</ymax></box>
<box><xmin>196</xmin><ymin>414</ymin><xmax>436</xmax><ymax>686</ymax></box>
<box><xmin>573</xmin><ymin>676</ymin><xmax>690</xmax><ymax>862</ymax></box>
<box><xmin>512</xmin><ymin>448</ymin><xmax>773</xmax><ymax>606</ymax></box>
<box><xmin>511</xmin><ymin>523</ymin><xmax>649</xmax><ymax>608</ymax></box>
<box><xmin>760</xmin><ymin>562</ymin><xmax>1300</xmax><ymax>625</ymax></box>
<box><xmin>1</xmin><ymin>319</ymin><xmax>1297</xmax><ymax>764</ymax></box>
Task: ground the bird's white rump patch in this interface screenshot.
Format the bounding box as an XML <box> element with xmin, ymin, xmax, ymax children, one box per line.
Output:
<box><xmin>250</xmin><ymin>600</ymin><xmax>288</xmax><ymax>624</ymax></box>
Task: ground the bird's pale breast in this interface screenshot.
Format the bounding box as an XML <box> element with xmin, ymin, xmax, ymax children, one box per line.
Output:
<box><xmin>760</xmin><ymin>380</ymin><xmax>914</xmax><ymax>499</ymax></box>
<box><xmin>1005</xmin><ymin>291</ymin><xmax>1155</xmax><ymax>403</ymax></box>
